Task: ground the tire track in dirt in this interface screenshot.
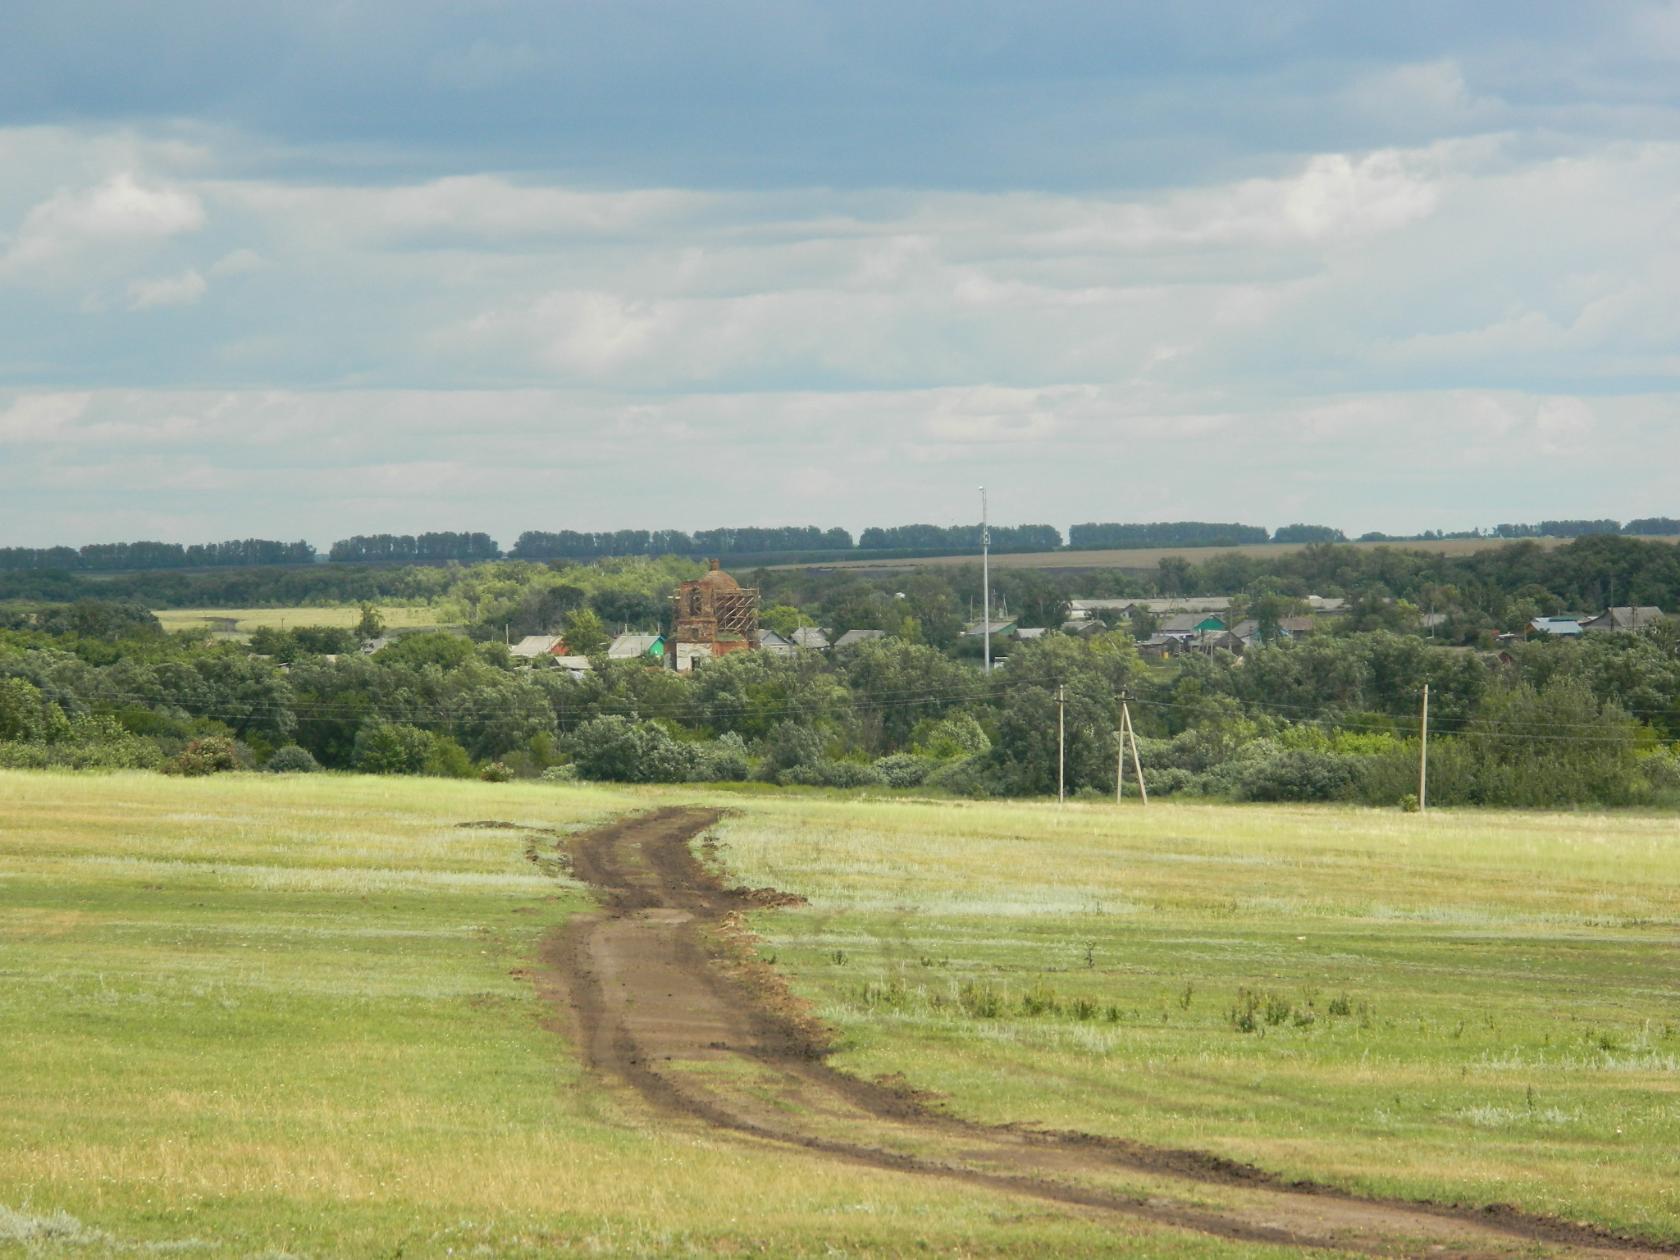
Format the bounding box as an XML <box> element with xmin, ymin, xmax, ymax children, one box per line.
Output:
<box><xmin>539</xmin><ymin>807</ymin><xmax>1677</xmax><ymax>1258</ymax></box>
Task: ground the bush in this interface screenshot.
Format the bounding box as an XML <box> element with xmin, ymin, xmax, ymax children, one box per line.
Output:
<box><xmin>569</xmin><ymin>715</ymin><xmax>698</xmax><ymax>783</ymax></box>
<box><xmin>266</xmin><ymin>745</ymin><xmax>321</xmax><ymax>774</ymax></box>
<box><xmin>1238</xmin><ymin>748</ymin><xmax>1357</xmax><ymax>802</ymax></box>
<box><xmin>163</xmin><ymin>736</ymin><xmax>246</xmax><ymax>777</ymax></box>
<box><xmin>778</xmin><ymin>759</ymin><xmax>883</xmax><ymax>788</ymax></box>
<box><xmin>1140</xmin><ymin>766</ymin><xmax>1197</xmax><ymax>797</ymax></box>
<box><xmin>540</xmin><ymin>764</ymin><xmax>579</xmax><ymax>783</ymax></box>
<box><xmin>480</xmin><ymin>761</ymin><xmax>515</xmax><ymax>783</ymax></box>
<box><xmin>924</xmin><ymin>755</ymin><xmax>995</xmax><ymax>797</ymax></box>
<box><xmin>694</xmin><ymin>732</ymin><xmax>751</xmax><ymax>782</ymax></box>
<box><xmin>351</xmin><ymin>721</ymin><xmax>434</xmax><ymax>775</ymax></box>
<box><xmin>872</xmin><ymin>752</ymin><xmax>931</xmax><ymax>788</ymax></box>
<box><xmin>0</xmin><ymin>715</ymin><xmax>163</xmax><ymax>771</ymax></box>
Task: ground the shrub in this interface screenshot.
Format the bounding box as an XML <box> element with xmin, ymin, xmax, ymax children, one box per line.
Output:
<box><xmin>351</xmin><ymin>721</ymin><xmax>434</xmax><ymax>775</ymax></box>
<box><xmin>924</xmin><ymin>755</ymin><xmax>995</xmax><ymax>797</ymax></box>
<box><xmin>694</xmin><ymin>732</ymin><xmax>751</xmax><ymax>782</ymax></box>
<box><xmin>1139</xmin><ymin>766</ymin><xmax>1196</xmax><ymax>796</ymax></box>
<box><xmin>540</xmin><ymin>764</ymin><xmax>579</xmax><ymax>783</ymax></box>
<box><xmin>265</xmin><ymin>745</ymin><xmax>321</xmax><ymax>774</ymax></box>
<box><xmin>1238</xmin><ymin>748</ymin><xmax>1357</xmax><ymax>802</ymax></box>
<box><xmin>778</xmin><ymin>759</ymin><xmax>883</xmax><ymax>788</ymax></box>
<box><xmin>569</xmin><ymin>715</ymin><xmax>698</xmax><ymax>783</ymax></box>
<box><xmin>872</xmin><ymin>752</ymin><xmax>931</xmax><ymax>788</ymax></box>
<box><xmin>163</xmin><ymin>736</ymin><xmax>246</xmax><ymax>777</ymax></box>
<box><xmin>480</xmin><ymin>761</ymin><xmax>515</xmax><ymax>783</ymax></box>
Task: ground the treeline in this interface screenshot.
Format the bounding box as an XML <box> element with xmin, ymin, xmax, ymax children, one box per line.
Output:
<box><xmin>327</xmin><ymin>532</ymin><xmax>501</xmax><ymax>563</ymax></box>
<box><xmin>1069</xmin><ymin>522</ymin><xmax>1272</xmax><ymax>549</ymax></box>
<box><xmin>4</xmin><ymin>597</ymin><xmax>1678</xmax><ymax>811</ymax></box>
<box><xmin>857</xmin><ymin>523</ymin><xmax>1064</xmax><ymax>552</ymax></box>
<box><xmin>509</xmin><ymin>526</ymin><xmax>853</xmax><ymax>560</ymax></box>
<box><xmin>0</xmin><ymin>539</ymin><xmax>315</xmax><ymax>572</ymax></box>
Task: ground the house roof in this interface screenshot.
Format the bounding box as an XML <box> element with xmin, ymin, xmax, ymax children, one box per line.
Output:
<box><xmin>1584</xmin><ymin>606</ymin><xmax>1665</xmax><ymax>631</ymax></box>
<box><xmin>963</xmin><ymin>618</ymin><xmax>1017</xmax><ymax>636</ymax></box>
<box><xmin>1530</xmin><ymin>616</ymin><xmax>1583</xmax><ymax>636</ymax></box>
<box><xmin>1071</xmin><ymin>597</ymin><xmax>1231</xmax><ymax>616</ymax></box>
<box><xmin>607</xmin><ymin>633</ymin><xmax>664</xmax><ymax>658</ymax></box>
<box><xmin>510</xmin><ymin>634</ymin><xmax>563</xmax><ymax>658</ymax></box>
<box><xmin>755</xmin><ymin>628</ymin><xmax>794</xmax><ymax>648</ymax></box>
<box><xmin>834</xmin><ymin>628</ymin><xmax>887</xmax><ymax>647</ymax></box>
<box><xmin>1160</xmin><ymin>613</ymin><xmax>1225</xmax><ymax>633</ymax></box>
<box><xmin>549</xmin><ymin>654</ymin><xmax>594</xmax><ymax>673</ymax></box>
<box><xmin>1013</xmin><ymin>626</ymin><xmax>1051</xmax><ymax>640</ymax></box>
<box><xmin>790</xmin><ymin>627</ymin><xmax>831</xmax><ymax>649</ymax></box>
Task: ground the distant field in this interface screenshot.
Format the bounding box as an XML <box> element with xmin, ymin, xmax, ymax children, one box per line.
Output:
<box><xmin>154</xmin><ymin>605</ymin><xmax>453</xmax><ymax>636</ymax></box>
<box><xmin>776</xmin><ymin>534</ymin><xmax>1680</xmax><ymax>573</ymax></box>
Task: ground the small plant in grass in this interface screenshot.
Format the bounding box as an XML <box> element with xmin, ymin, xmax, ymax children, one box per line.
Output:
<box><xmin>1179</xmin><ymin>982</ymin><xmax>1194</xmax><ymax>1011</ymax></box>
<box><xmin>1328</xmin><ymin>992</ymin><xmax>1353</xmax><ymax>1017</ymax></box>
<box><xmin>1020</xmin><ymin>987</ymin><xmax>1054</xmax><ymax>1016</ymax></box>
<box><xmin>1264</xmin><ymin>993</ymin><xmax>1293</xmax><ymax>1026</ymax></box>
<box><xmin>1400</xmin><ymin>792</ymin><xmax>1420</xmax><ymax>813</ymax></box>
<box><xmin>860</xmin><ymin>977</ymin><xmax>910</xmax><ymax>1010</ymax></box>
<box><xmin>480</xmin><ymin>761</ymin><xmax>515</xmax><ymax>783</ymax></box>
<box><xmin>1069</xmin><ymin>996</ymin><xmax>1099</xmax><ymax>1021</ymax></box>
<box><xmin>830</xmin><ymin>948</ymin><xmax>848</xmax><ymax>966</ymax></box>
<box><xmin>957</xmin><ymin>980</ymin><xmax>1003</xmax><ymax>1019</ymax></box>
<box><xmin>1228</xmin><ymin>988</ymin><xmax>1261</xmax><ymax>1033</ymax></box>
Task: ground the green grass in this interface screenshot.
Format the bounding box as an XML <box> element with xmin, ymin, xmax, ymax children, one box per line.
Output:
<box><xmin>706</xmin><ymin>794</ymin><xmax>1680</xmax><ymax>1242</ymax></box>
<box><xmin>0</xmin><ymin>772</ymin><xmax>1308</xmax><ymax>1259</ymax></box>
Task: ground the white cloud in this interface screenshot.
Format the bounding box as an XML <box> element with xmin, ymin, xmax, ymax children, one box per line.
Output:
<box><xmin>4</xmin><ymin>173</ymin><xmax>204</xmax><ymax>270</ymax></box>
<box><xmin>127</xmin><ymin>268</ymin><xmax>207</xmax><ymax>310</ymax></box>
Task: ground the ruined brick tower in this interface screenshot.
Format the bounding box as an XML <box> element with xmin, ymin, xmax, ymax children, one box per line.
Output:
<box><xmin>672</xmin><ymin>559</ymin><xmax>759</xmax><ymax>662</ymax></box>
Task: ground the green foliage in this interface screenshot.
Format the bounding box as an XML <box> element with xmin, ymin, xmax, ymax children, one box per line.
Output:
<box><xmin>351</xmin><ymin>721</ymin><xmax>435</xmax><ymax>775</ymax></box>
<box><xmin>563</xmin><ymin>608</ymin><xmax>609</xmax><ymax>656</ymax></box>
<box><xmin>479</xmin><ymin>761</ymin><xmax>515</xmax><ymax>783</ymax></box>
<box><xmin>162</xmin><ymin>736</ymin><xmax>246</xmax><ymax>777</ymax></box>
<box><xmin>910</xmin><ymin>712</ymin><xmax>991</xmax><ymax>760</ymax></box>
<box><xmin>265</xmin><ymin>745</ymin><xmax>322</xmax><ymax>773</ymax></box>
<box><xmin>872</xmin><ymin>753</ymin><xmax>932</xmax><ymax>788</ymax></box>
<box><xmin>569</xmin><ymin>715</ymin><xmax>697</xmax><ymax>783</ymax></box>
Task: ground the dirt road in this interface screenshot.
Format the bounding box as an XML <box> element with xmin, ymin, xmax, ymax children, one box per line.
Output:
<box><xmin>539</xmin><ymin>807</ymin><xmax>1676</xmax><ymax>1258</ymax></box>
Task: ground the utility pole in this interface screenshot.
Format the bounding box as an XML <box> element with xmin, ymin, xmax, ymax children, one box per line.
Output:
<box><xmin>1056</xmin><ymin>684</ymin><xmax>1066</xmax><ymax>805</ymax></box>
<box><xmin>1418</xmin><ymin>682</ymin><xmax>1430</xmax><ymax>813</ymax></box>
<box><xmin>980</xmin><ymin>486</ymin><xmax>992</xmax><ymax>675</ymax></box>
<box><xmin>1120</xmin><ymin>692</ymin><xmax>1147</xmax><ymax>805</ymax></box>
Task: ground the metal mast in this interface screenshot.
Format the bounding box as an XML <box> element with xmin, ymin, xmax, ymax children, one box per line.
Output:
<box><xmin>980</xmin><ymin>485</ymin><xmax>991</xmax><ymax>674</ymax></box>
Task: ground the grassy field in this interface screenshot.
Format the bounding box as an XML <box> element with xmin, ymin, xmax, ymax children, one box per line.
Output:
<box><xmin>712</xmin><ymin>795</ymin><xmax>1680</xmax><ymax>1242</ymax></box>
<box><xmin>153</xmin><ymin>606</ymin><xmax>454</xmax><ymax>636</ymax></box>
<box><xmin>775</xmin><ymin>534</ymin><xmax>1680</xmax><ymax>573</ymax></box>
<box><xmin>3</xmin><ymin>773</ymin><xmax>1677</xmax><ymax>1255</ymax></box>
<box><xmin>2</xmin><ymin>773</ymin><xmax>1301</xmax><ymax>1259</ymax></box>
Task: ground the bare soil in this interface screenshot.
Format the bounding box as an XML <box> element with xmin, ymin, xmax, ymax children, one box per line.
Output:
<box><xmin>538</xmin><ymin>807</ymin><xmax>1678</xmax><ymax>1258</ymax></box>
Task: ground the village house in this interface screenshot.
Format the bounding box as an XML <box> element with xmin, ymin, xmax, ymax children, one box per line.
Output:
<box><xmin>755</xmin><ymin>628</ymin><xmax>798</xmax><ymax>655</ymax></box>
<box><xmin>833</xmin><ymin>628</ymin><xmax>888</xmax><ymax>648</ymax></box>
<box><xmin>1581</xmin><ymin>606</ymin><xmax>1665</xmax><ymax>633</ymax></box>
<box><xmin>789</xmin><ymin>626</ymin><xmax>831</xmax><ymax>651</ymax></box>
<box><xmin>606</xmin><ymin>632</ymin><xmax>665</xmax><ymax>661</ymax></box>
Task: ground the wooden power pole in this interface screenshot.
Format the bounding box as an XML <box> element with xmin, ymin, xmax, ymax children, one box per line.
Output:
<box><xmin>1119</xmin><ymin>693</ymin><xmax>1147</xmax><ymax>805</ymax></box>
<box><xmin>1056</xmin><ymin>684</ymin><xmax>1066</xmax><ymax>805</ymax></box>
<box><xmin>1418</xmin><ymin>682</ymin><xmax>1430</xmax><ymax>813</ymax></box>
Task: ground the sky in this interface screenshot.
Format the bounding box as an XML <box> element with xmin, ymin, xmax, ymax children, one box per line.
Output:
<box><xmin>3</xmin><ymin>0</ymin><xmax>1679</xmax><ymax>548</ymax></box>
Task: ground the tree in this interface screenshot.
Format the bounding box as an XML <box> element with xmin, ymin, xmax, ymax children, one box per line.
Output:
<box><xmin>356</xmin><ymin>603</ymin><xmax>385</xmax><ymax>639</ymax></box>
<box><xmin>351</xmin><ymin>720</ymin><xmax>434</xmax><ymax>774</ymax></box>
<box><xmin>564</xmin><ymin>608</ymin><xmax>609</xmax><ymax>655</ymax></box>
